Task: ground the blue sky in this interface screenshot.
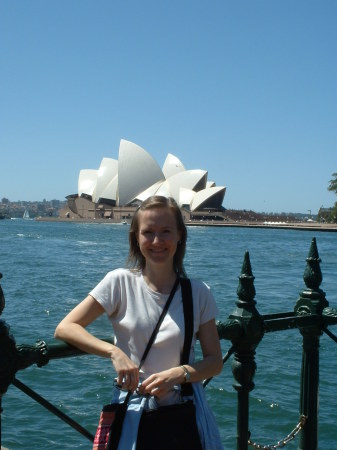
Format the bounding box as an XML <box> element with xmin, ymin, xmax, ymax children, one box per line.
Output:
<box><xmin>1</xmin><ymin>0</ymin><xmax>336</xmax><ymax>214</ymax></box>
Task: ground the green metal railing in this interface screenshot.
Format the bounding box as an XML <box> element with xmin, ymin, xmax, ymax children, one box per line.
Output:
<box><xmin>1</xmin><ymin>237</ymin><xmax>337</xmax><ymax>449</ymax></box>
<box><xmin>216</xmin><ymin>237</ymin><xmax>337</xmax><ymax>450</ymax></box>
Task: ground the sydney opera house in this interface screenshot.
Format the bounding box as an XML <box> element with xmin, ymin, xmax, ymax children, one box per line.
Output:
<box><xmin>61</xmin><ymin>139</ymin><xmax>226</xmax><ymax>222</ymax></box>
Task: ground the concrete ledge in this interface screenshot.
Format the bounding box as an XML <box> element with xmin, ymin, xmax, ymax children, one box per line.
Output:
<box><xmin>185</xmin><ymin>221</ymin><xmax>337</xmax><ymax>232</ymax></box>
<box><xmin>35</xmin><ymin>216</ymin><xmax>337</xmax><ymax>232</ymax></box>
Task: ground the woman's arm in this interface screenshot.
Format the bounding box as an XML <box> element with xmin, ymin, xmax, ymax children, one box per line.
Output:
<box><xmin>54</xmin><ymin>295</ymin><xmax>139</xmax><ymax>391</ymax></box>
<box><xmin>139</xmin><ymin>318</ymin><xmax>222</xmax><ymax>397</ymax></box>
<box><xmin>55</xmin><ymin>295</ymin><xmax>110</xmax><ymax>355</ymax></box>
<box><xmin>186</xmin><ymin>317</ymin><xmax>223</xmax><ymax>380</ymax></box>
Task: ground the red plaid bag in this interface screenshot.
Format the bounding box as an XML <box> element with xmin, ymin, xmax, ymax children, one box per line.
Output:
<box><xmin>93</xmin><ymin>403</ymin><xmax>126</xmax><ymax>450</ymax></box>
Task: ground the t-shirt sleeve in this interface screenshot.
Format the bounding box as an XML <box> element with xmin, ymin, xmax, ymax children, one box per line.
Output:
<box><xmin>89</xmin><ymin>270</ymin><xmax>122</xmax><ymax>317</ymax></box>
<box><xmin>192</xmin><ymin>279</ymin><xmax>219</xmax><ymax>325</ymax></box>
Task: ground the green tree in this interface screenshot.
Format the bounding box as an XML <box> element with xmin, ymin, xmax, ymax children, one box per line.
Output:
<box><xmin>328</xmin><ymin>173</ymin><xmax>337</xmax><ymax>195</ymax></box>
<box><xmin>317</xmin><ymin>203</ymin><xmax>337</xmax><ymax>223</ymax></box>
<box><xmin>331</xmin><ymin>203</ymin><xmax>337</xmax><ymax>223</ymax></box>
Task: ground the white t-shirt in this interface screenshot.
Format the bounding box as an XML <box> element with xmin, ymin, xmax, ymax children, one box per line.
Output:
<box><xmin>89</xmin><ymin>268</ymin><xmax>219</xmax><ymax>380</ymax></box>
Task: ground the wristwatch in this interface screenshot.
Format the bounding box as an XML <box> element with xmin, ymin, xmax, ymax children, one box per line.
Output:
<box><xmin>180</xmin><ymin>365</ymin><xmax>191</xmax><ymax>383</ymax></box>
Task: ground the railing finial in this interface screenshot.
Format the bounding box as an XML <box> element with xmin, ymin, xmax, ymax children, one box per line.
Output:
<box><xmin>303</xmin><ymin>237</ymin><xmax>323</xmax><ymax>291</ymax></box>
<box><xmin>236</xmin><ymin>251</ymin><xmax>256</xmax><ymax>305</ymax></box>
<box><xmin>295</xmin><ymin>238</ymin><xmax>328</xmax><ymax>317</ymax></box>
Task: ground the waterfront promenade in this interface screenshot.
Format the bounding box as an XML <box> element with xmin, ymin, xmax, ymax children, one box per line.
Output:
<box><xmin>186</xmin><ymin>220</ymin><xmax>337</xmax><ymax>232</ymax></box>
<box><xmin>35</xmin><ymin>216</ymin><xmax>337</xmax><ymax>232</ymax></box>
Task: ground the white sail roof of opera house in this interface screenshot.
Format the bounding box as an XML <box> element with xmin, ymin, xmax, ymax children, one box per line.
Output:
<box><xmin>133</xmin><ymin>181</ymin><xmax>164</xmax><ymax>203</ymax></box>
<box><xmin>118</xmin><ymin>139</ymin><xmax>165</xmax><ymax>206</ymax></box>
<box><xmin>178</xmin><ymin>188</ymin><xmax>195</xmax><ymax>207</ymax></box>
<box><xmin>78</xmin><ymin>169</ymin><xmax>98</xmax><ymax>198</ymax></box>
<box><xmin>162</xmin><ymin>153</ymin><xmax>186</xmax><ymax>178</ymax></box>
<box><xmin>97</xmin><ymin>173</ymin><xmax>119</xmax><ymax>203</ymax></box>
<box><xmin>155</xmin><ymin>170</ymin><xmax>208</xmax><ymax>202</ymax></box>
<box><xmin>76</xmin><ymin>139</ymin><xmax>226</xmax><ymax>212</ymax></box>
<box><xmin>191</xmin><ymin>186</ymin><xmax>226</xmax><ymax>211</ymax></box>
<box><xmin>92</xmin><ymin>157</ymin><xmax>118</xmax><ymax>203</ymax></box>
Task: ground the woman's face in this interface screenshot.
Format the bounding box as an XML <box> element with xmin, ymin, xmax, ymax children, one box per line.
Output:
<box><xmin>137</xmin><ymin>207</ymin><xmax>181</xmax><ymax>269</ymax></box>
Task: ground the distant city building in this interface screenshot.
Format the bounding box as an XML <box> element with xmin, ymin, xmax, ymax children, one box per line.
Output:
<box><xmin>63</xmin><ymin>139</ymin><xmax>226</xmax><ymax>221</ymax></box>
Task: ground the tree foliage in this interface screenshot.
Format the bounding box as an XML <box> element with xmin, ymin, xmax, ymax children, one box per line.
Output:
<box><xmin>327</xmin><ymin>173</ymin><xmax>337</xmax><ymax>195</ymax></box>
<box><xmin>318</xmin><ymin>202</ymin><xmax>337</xmax><ymax>224</ymax></box>
<box><xmin>317</xmin><ymin>174</ymin><xmax>337</xmax><ymax>223</ymax></box>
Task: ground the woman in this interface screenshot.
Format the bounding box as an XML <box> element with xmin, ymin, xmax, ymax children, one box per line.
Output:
<box><xmin>55</xmin><ymin>196</ymin><xmax>223</xmax><ymax>449</ymax></box>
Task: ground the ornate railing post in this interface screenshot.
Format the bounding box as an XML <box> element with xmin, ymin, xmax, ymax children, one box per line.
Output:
<box><xmin>0</xmin><ymin>272</ymin><xmax>3</xmax><ymax>448</ymax></box>
<box><xmin>0</xmin><ymin>273</ymin><xmax>17</xmax><ymax>449</ymax></box>
<box><xmin>294</xmin><ymin>238</ymin><xmax>329</xmax><ymax>450</ymax></box>
<box><xmin>228</xmin><ymin>252</ymin><xmax>264</xmax><ymax>450</ymax></box>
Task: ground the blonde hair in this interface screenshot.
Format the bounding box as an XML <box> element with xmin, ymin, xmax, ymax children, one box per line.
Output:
<box><xmin>128</xmin><ymin>196</ymin><xmax>187</xmax><ymax>277</ymax></box>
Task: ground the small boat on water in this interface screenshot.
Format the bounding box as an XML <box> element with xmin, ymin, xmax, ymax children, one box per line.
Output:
<box><xmin>23</xmin><ymin>209</ymin><xmax>30</xmax><ymax>219</ymax></box>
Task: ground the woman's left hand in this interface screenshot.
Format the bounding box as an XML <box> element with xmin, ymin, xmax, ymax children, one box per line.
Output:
<box><xmin>138</xmin><ymin>367</ymin><xmax>184</xmax><ymax>398</ymax></box>
<box><xmin>139</xmin><ymin>319</ymin><xmax>222</xmax><ymax>398</ymax></box>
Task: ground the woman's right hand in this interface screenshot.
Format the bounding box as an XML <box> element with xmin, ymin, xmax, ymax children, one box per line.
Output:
<box><xmin>55</xmin><ymin>295</ymin><xmax>140</xmax><ymax>392</ymax></box>
<box><xmin>110</xmin><ymin>346</ymin><xmax>139</xmax><ymax>392</ymax></box>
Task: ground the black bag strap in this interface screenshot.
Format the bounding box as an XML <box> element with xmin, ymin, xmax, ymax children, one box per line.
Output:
<box><xmin>106</xmin><ymin>397</ymin><xmax>130</xmax><ymax>450</ymax></box>
<box><xmin>180</xmin><ymin>278</ymin><xmax>194</xmax><ymax>397</ymax></box>
<box><xmin>107</xmin><ymin>276</ymin><xmax>180</xmax><ymax>450</ymax></box>
<box><xmin>139</xmin><ymin>276</ymin><xmax>180</xmax><ymax>371</ymax></box>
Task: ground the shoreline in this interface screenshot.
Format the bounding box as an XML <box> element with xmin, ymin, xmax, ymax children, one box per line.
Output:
<box><xmin>35</xmin><ymin>216</ymin><xmax>337</xmax><ymax>232</ymax></box>
<box><xmin>186</xmin><ymin>221</ymin><xmax>337</xmax><ymax>232</ymax></box>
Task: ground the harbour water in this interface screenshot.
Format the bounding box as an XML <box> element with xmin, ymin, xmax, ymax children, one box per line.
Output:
<box><xmin>1</xmin><ymin>219</ymin><xmax>337</xmax><ymax>449</ymax></box>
